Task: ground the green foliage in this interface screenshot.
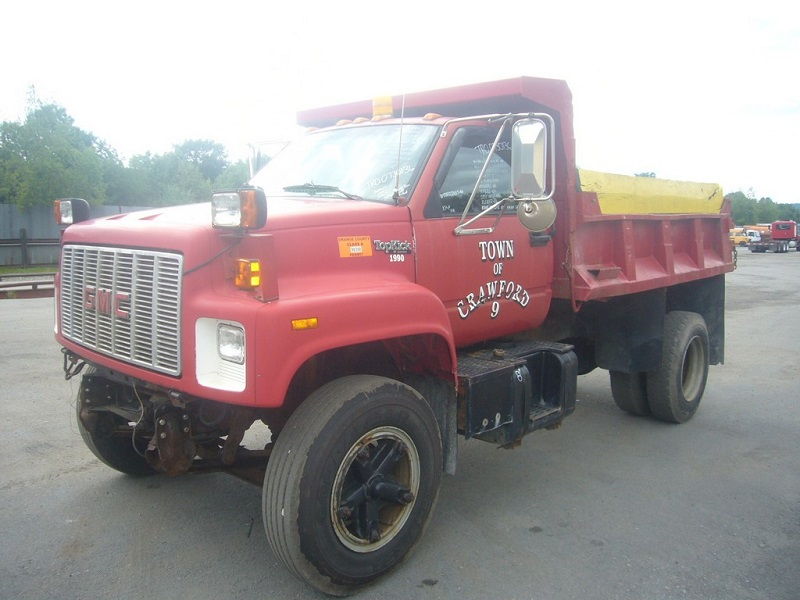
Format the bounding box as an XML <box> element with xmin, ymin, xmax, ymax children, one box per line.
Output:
<box><xmin>754</xmin><ymin>197</ymin><xmax>779</xmax><ymax>223</ymax></box>
<box><xmin>727</xmin><ymin>191</ymin><xmax>756</xmax><ymax>225</ymax></box>
<box><xmin>726</xmin><ymin>191</ymin><xmax>799</xmax><ymax>225</ymax></box>
<box><xmin>0</xmin><ymin>104</ymin><xmax>110</xmax><ymax>207</ymax></box>
<box><xmin>0</xmin><ymin>265</ymin><xmax>57</xmax><ymax>275</ymax></box>
<box><xmin>214</xmin><ymin>160</ymin><xmax>250</xmax><ymax>189</ymax></box>
<box><xmin>127</xmin><ymin>152</ymin><xmax>211</xmax><ymax>206</ymax></box>
<box><xmin>776</xmin><ymin>203</ymin><xmax>800</xmax><ymax>221</ymax></box>
<box><xmin>0</xmin><ymin>102</ymin><xmax>245</xmax><ymax>208</ymax></box>
<box><xmin>174</xmin><ymin>139</ymin><xmax>228</xmax><ymax>181</ymax></box>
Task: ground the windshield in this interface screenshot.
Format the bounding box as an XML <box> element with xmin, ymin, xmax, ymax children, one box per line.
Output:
<box><xmin>250</xmin><ymin>124</ymin><xmax>439</xmax><ymax>203</ymax></box>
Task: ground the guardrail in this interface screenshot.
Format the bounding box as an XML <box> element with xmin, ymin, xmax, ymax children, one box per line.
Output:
<box><xmin>0</xmin><ymin>273</ymin><xmax>55</xmax><ymax>299</ymax></box>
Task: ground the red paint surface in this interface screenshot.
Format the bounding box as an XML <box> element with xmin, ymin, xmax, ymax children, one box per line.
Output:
<box><xmin>56</xmin><ymin>77</ymin><xmax>734</xmax><ymax>408</ymax></box>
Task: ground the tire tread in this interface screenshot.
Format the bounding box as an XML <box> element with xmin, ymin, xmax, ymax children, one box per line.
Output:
<box><xmin>263</xmin><ymin>375</ymin><xmax>438</xmax><ymax>596</ymax></box>
<box><xmin>646</xmin><ymin>311</ymin><xmax>709</xmax><ymax>424</ymax></box>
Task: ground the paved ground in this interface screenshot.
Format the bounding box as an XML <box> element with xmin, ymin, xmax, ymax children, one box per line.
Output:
<box><xmin>1</xmin><ymin>249</ymin><xmax>798</xmax><ymax>600</ymax></box>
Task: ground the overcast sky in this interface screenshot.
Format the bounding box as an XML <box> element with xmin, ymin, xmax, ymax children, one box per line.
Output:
<box><xmin>2</xmin><ymin>0</ymin><xmax>797</xmax><ymax>203</ymax></box>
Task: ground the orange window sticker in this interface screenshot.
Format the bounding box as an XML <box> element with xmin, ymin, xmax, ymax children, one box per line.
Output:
<box><xmin>338</xmin><ymin>236</ymin><xmax>373</xmax><ymax>258</ymax></box>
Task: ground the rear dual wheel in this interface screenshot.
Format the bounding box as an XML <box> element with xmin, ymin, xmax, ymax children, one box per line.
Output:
<box><xmin>609</xmin><ymin>311</ymin><xmax>709</xmax><ymax>424</ymax></box>
<box><xmin>263</xmin><ymin>375</ymin><xmax>442</xmax><ymax>596</ymax></box>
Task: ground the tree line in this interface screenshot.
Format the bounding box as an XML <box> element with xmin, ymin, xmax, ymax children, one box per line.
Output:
<box><xmin>2</xmin><ymin>101</ymin><xmax>798</xmax><ymax>224</ymax></box>
<box><xmin>635</xmin><ymin>173</ymin><xmax>798</xmax><ymax>226</ymax></box>
<box><xmin>725</xmin><ymin>191</ymin><xmax>799</xmax><ymax>226</ymax></box>
<box><xmin>0</xmin><ymin>101</ymin><xmax>250</xmax><ymax>209</ymax></box>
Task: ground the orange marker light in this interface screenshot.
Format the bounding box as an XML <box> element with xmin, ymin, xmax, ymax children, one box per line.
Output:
<box><xmin>235</xmin><ymin>259</ymin><xmax>261</xmax><ymax>289</ymax></box>
<box><xmin>372</xmin><ymin>96</ymin><xmax>393</xmax><ymax>119</ymax></box>
<box><xmin>239</xmin><ymin>189</ymin><xmax>260</xmax><ymax>229</ymax></box>
<box><xmin>291</xmin><ymin>317</ymin><xmax>319</xmax><ymax>331</ymax></box>
<box><xmin>54</xmin><ymin>199</ymin><xmax>67</xmax><ymax>225</ymax></box>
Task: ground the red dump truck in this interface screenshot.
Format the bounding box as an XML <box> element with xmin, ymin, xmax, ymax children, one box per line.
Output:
<box><xmin>749</xmin><ymin>220</ymin><xmax>798</xmax><ymax>253</ymax></box>
<box><xmin>54</xmin><ymin>77</ymin><xmax>734</xmax><ymax>595</ymax></box>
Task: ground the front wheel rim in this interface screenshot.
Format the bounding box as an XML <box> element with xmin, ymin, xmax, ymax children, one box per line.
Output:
<box><xmin>330</xmin><ymin>426</ymin><xmax>420</xmax><ymax>553</ymax></box>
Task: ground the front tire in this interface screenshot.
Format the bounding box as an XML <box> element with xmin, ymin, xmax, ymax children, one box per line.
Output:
<box><xmin>76</xmin><ymin>368</ymin><xmax>154</xmax><ymax>476</ymax></box>
<box><xmin>263</xmin><ymin>375</ymin><xmax>442</xmax><ymax>596</ymax></box>
<box><xmin>646</xmin><ymin>312</ymin><xmax>709</xmax><ymax>423</ymax></box>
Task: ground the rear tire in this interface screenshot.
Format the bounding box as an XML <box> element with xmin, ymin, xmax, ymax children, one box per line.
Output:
<box><xmin>609</xmin><ymin>371</ymin><xmax>650</xmax><ymax>416</ymax></box>
<box><xmin>263</xmin><ymin>375</ymin><xmax>442</xmax><ymax>596</ymax></box>
<box><xmin>646</xmin><ymin>312</ymin><xmax>709</xmax><ymax>423</ymax></box>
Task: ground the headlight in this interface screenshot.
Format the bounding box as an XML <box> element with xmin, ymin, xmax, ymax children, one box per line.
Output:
<box><xmin>211</xmin><ymin>193</ymin><xmax>241</xmax><ymax>227</ymax></box>
<box><xmin>211</xmin><ymin>187</ymin><xmax>267</xmax><ymax>229</ymax></box>
<box><xmin>217</xmin><ymin>323</ymin><xmax>245</xmax><ymax>364</ymax></box>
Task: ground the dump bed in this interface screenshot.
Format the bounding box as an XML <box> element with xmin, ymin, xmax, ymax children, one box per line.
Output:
<box><xmin>558</xmin><ymin>169</ymin><xmax>735</xmax><ymax>304</ymax></box>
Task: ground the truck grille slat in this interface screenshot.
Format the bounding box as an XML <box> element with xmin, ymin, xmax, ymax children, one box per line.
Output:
<box><xmin>60</xmin><ymin>245</ymin><xmax>183</xmax><ymax>376</ymax></box>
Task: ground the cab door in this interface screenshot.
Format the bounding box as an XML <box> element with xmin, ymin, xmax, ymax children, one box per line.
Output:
<box><xmin>413</xmin><ymin>122</ymin><xmax>554</xmax><ymax>347</ymax></box>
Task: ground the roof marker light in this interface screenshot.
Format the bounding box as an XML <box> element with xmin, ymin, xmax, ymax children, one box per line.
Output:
<box><xmin>372</xmin><ymin>96</ymin><xmax>393</xmax><ymax>119</ymax></box>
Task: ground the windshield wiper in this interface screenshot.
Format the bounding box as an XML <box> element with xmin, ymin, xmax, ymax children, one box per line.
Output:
<box><xmin>282</xmin><ymin>183</ymin><xmax>363</xmax><ymax>201</ymax></box>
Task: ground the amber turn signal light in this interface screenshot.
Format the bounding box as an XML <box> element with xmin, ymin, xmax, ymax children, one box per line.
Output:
<box><xmin>291</xmin><ymin>317</ymin><xmax>319</xmax><ymax>331</ymax></box>
<box><xmin>234</xmin><ymin>259</ymin><xmax>261</xmax><ymax>289</ymax></box>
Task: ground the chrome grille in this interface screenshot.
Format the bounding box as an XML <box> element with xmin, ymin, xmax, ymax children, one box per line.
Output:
<box><xmin>60</xmin><ymin>245</ymin><xmax>183</xmax><ymax>376</ymax></box>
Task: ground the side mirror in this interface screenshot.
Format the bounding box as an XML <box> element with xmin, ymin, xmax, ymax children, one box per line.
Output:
<box><xmin>511</xmin><ymin>116</ymin><xmax>556</xmax><ymax>232</ymax></box>
<box><xmin>511</xmin><ymin>118</ymin><xmax>552</xmax><ymax>198</ymax></box>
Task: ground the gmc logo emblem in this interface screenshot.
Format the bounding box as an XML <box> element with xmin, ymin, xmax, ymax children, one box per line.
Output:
<box><xmin>84</xmin><ymin>286</ymin><xmax>130</xmax><ymax>320</ymax></box>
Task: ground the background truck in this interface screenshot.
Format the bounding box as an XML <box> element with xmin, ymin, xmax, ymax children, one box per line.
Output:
<box><xmin>729</xmin><ymin>226</ymin><xmax>760</xmax><ymax>246</ymax></box>
<box><xmin>749</xmin><ymin>220</ymin><xmax>797</xmax><ymax>252</ymax></box>
<box><xmin>54</xmin><ymin>76</ymin><xmax>734</xmax><ymax>595</ymax></box>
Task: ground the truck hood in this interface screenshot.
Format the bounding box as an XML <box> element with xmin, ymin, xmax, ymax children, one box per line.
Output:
<box><xmin>61</xmin><ymin>195</ymin><xmax>410</xmax><ymax>249</ymax></box>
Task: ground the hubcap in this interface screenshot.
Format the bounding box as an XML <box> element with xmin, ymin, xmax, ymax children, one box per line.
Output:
<box><xmin>681</xmin><ymin>335</ymin><xmax>706</xmax><ymax>402</ymax></box>
<box><xmin>330</xmin><ymin>426</ymin><xmax>420</xmax><ymax>553</ymax></box>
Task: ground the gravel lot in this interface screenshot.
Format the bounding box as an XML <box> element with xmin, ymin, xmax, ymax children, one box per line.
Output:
<box><xmin>1</xmin><ymin>248</ymin><xmax>798</xmax><ymax>600</ymax></box>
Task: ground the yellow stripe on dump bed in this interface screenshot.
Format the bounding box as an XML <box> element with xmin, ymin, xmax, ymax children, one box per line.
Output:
<box><xmin>578</xmin><ymin>169</ymin><xmax>724</xmax><ymax>214</ymax></box>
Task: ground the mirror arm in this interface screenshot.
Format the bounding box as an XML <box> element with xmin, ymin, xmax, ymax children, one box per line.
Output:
<box><xmin>458</xmin><ymin>117</ymin><xmax>512</xmax><ymax>223</ymax></box>
<box><xmin>449</xmin><ymin>112</ymin><xmax>556</xmax><ymax>236</ymax></box>
<box><xmin>454</xmin><ymin>196</ymin><xmax>512</xmax><ymax>236</ymax></box>
<box><xmin>454</xmin><ymin>117</ymin><xmax>518</xmax><ymax>236</ymax></box>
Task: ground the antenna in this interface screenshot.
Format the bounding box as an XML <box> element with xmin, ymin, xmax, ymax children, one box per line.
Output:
<box><xmin>392</xmin><ymin>93</ymin><xmax>406</xmax><ymax>203</ymax></box>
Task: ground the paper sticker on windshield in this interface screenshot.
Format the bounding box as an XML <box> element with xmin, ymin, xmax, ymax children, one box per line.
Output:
<box><xmin>338</xmin><ymin>236</ymin><xmax>373</xmax><ymax>258</ymax></box>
